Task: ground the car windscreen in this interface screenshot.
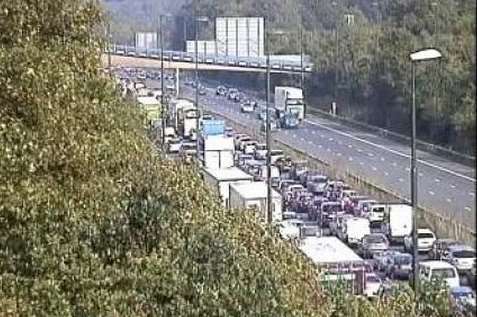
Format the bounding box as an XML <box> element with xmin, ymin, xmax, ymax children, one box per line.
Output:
<box><xmin>418</xmin><ymin>233</ymin><xmax>435</xmax><ymax>239</ymax></box>
<box><xmin>452</xmin><ymin>250</ymin><xmax>476</xmax><ymax>258</ymax></box>
<box><xmin>365</xmin><ymin>235</ymin><xmax>385</xmax><ymax>244</ymax></box>
<box><xmin>366</xmin><ymin>275</ymin><xmax>380</xmax><ymax>283</ymax></box>
<box><xmin>432</xmin><ymin>268</ymin><xmax>456</xmax><ymax>279</ymax></box>
<box><xmin>395</xmin><ymin>255</ymin><xmax>412</xmax><ymax>265</ymax></box>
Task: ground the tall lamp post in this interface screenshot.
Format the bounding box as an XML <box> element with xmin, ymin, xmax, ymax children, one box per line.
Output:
<box><xmin>332</xmin><ymin>1</ymin><xmax>338</xmax><ymax>113</ymax></box>
<box><xmin>409</xmin><ymin>48</ymin><xmax>442</xmax><ymax>295</ymax></box>
<box><xmin>159</xmin><ymin>14</ymin><xmax>173</xmax><ymax>148</ymax></box>
<box><xmin>265</xmin><ymin>23</ymin><xmax>286</xmax><ymax>224</ymax></box>
<box><xmin>194</xmin><ymin>16</ymin><xmax>209</xmax><ymax>159</ymax></box>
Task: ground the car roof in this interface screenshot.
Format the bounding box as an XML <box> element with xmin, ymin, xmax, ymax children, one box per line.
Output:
<box><xmin>420</xmin><ymin>260</ymin><xmax>456</xmax><ymax>269</ymax></box>
<box><xmin>450</xmin><ymin>286</ymin><xmax>474</xmax><ymax>294</ymax></box>
<box><xmin>417</xmin><ymin>228</ymin><xmax>434</xmax><ymax>234</ymax></box>
<box><xmin>448</xmin><ymin>244</ymin><xmax>475</xmax><ymax>252</ymax></box>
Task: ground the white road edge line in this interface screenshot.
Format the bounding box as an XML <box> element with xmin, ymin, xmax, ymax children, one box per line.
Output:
<box><xmin>304</xmin><ymin>119</ymin><xmax>476</xmax><ymax>183</ymax></box>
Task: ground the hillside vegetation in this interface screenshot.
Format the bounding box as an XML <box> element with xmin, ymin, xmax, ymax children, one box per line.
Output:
<box><xmin>0</xmin><ymin>0</ymin><xmax>462</xmax><ymax>316</ymax></box>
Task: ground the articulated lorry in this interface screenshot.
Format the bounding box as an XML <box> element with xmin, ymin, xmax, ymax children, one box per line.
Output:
<box><xmin>168</xmin><ymin>99</ymin><xmax>199</xmax><ymax>140</ymax></box>
<box><xmin>274</xmin><ymin>86</ymin><xmax>305</xmax><ymax>128</ymax></box>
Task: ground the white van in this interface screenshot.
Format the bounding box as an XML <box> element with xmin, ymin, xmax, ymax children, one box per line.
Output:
<box><xmin>341</xmin><ymin>217</ymin><xmax>370</xmax><ymax>246</ymax></box>
<box><xmin>419</xmin><ymin>261</ymin><xmax>460</xmax><ymax>288</ymax></box>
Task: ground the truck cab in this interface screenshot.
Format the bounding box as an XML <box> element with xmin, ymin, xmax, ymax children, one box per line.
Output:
<box><xmin>274</xmin><ymin>86</ymin><xmax>305</xmax><ymax>125</ymax></box>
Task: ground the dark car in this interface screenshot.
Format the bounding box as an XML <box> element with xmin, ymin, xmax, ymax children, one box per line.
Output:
<box><xmin>385</xmin><ymin>253</ymin><xmax>412</xmax><ymax>280</ymax></box>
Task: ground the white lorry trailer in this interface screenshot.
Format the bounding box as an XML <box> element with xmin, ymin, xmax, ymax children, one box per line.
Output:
<box><xmin>299</xmin><ymin>236</ymin><xmax>366</xmax><ymax>294</ymax></box>
<box><xmin>201</xmin><ymin>135</ymin><xmax>235</xmax><ymax>169</ymax></box>
<box><xmin>229</xmin><ymin>181</ymin><xmax>282</xmax><ymax>222</ymax></box>
<box><xmin>202</xmin><ymin>167</ymin><xmax>254</xmax><ymax>208</ymax></box>
<box><xmin>168</xmin><ymin>99</ymin><xmax>198</xmax><ymax>139</ymax></box>
<box><xmin>274</xmin><ymin>87</ymin><xmax>305</xmax><ymax>126</ymax></box>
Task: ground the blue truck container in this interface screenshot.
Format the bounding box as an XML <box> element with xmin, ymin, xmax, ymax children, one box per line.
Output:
<box><xmin>201</xmin><ymin>119</ymin><xmax>225</xmax><ymax>136</ymax></box>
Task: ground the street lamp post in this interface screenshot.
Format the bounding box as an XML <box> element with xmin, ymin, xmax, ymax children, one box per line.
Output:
<box><xmin>160</xmin><ymin>15</ymin><xmax>165</xmax><ymax>148</ymax></box>
<box><xmin>194</xmin><ymin>16</ymin><xmax>209</xmax><ymax>160</ymax></box>
<box><xmin>409</xmin><ymin>48</ymin><xmax>442</xmax><ymax>295</ymax></box>
<box><xmin>332</xmin><ymin>1</ymin><xmax>338</xmax><ymax>115</ymax></box>
<box><xmin>265</xmin><ymin>24</ymin><xmax>286</xmax><ymax>224</ymax></box>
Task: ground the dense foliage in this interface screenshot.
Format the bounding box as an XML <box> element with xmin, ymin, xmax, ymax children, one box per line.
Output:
<box><xmin>0</xmin><ymin>0</ymin><xmax>469</xmax><ymax>315</ymax></box>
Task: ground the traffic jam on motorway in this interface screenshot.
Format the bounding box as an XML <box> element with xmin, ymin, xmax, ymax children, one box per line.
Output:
<box><xmin>112</xmin><ymin>67</ymin><xmax>476</xmax><ymax>313</ymax></box>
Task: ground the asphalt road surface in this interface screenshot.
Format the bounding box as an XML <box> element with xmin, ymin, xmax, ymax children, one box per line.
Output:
<box><xmin>174</xmin><ymin>84</ymin><xmax>476</xmax><ymax>233</ymax></box>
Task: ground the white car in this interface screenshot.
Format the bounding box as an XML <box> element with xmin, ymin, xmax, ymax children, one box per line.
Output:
<box><xmin>445</xmin><ymin>245</ymin><xmax>476</xmax><ymax>272</ymax></box>
<box><xmin>419</xmin><ymin>261</ymin><xmax>460</xmax><ymax>288</ymax></box>
<box><xmin>243</xmin><ymin>140</ymin><xmax>258</xmax><ymax>155</ymax></box>
<box><xmin>364</xmin><ymin>273</ymin><xmax>382</xmax><ymax>298</ymax></box>
<box><xmin>240</xmin><ymin>102</ymin><xmax>254</xmax><ymax>113</ymax></box>
<box><xmin>168</xmin><ymin>138</ymin><xmax>182</xmax><ymax>153</ymax></box>
<box><xmin>404</xmin><ymin>228</ymin><xmax>436</xmax><ymax>253</ymax></box>
<box><xmin>254</xmin><ymin>143</ymin><xmax>267</xmax><ymax>160</ymax></box>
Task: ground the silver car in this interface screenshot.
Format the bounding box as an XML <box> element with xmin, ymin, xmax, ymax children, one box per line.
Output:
<box><xmin>359</xmin><ymin>233</ymin><xmax>389</xmax><ymax>258</ymax></box>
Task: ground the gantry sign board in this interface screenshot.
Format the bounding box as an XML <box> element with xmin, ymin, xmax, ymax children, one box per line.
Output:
<box><xmin>186</xmin><ymin>40</ymin><xmax>217</xmax><ymax>56</ymax></box>
<box><xmin>215</xmin><ymin>17</ymin><xmax>264</xmax><ymax>58</ymax></box>
<box><xmin>135</xmin><ymin>32</ymin><xmax>158</xmax><ymax>49</ymax></box>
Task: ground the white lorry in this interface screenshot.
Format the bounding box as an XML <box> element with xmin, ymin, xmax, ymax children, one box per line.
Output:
<box><xmin>201</xmin><ymin>135</ymin><xmax>235</xmax><ymax>169</ymax></box>
<box><xmin>299</xmin><ymin>236</ymin><xmax>366</xmax><ymax>294</ymax></box>
<box><xmin>229</xmin><ymin>181</ymin><xmax>282</xmax><ymax>223</ymax></box>
<box><xmin>168</xmin><ymin>99</ymin><xmax>198</xmax><ymax>139</ymax></box>
<box><xmin>274</xmin><ymin>86</ymin><xmax>305</xmax><ymax>123</ymax></box>
<box><xmin>202</xmin><ymin>167</ymin><xmax>254</xmax><ymax>208</ymax></box>
<box><xmin>383</xmin><ymin>204</ymin><xmax>412</xmax><ymax>244</ymax></box>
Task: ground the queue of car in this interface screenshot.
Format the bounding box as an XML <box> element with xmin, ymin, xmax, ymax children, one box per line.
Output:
<box><xmin>113</xmin><ymin>67</ymin><xmax>476</xmax><ymax>312</ymax></box>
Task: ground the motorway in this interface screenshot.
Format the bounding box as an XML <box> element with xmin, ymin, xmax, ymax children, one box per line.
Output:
<box><xmin>173</xmin><ymin>83</ymin><xmax>476</xmax><ymax>233</ymax></box>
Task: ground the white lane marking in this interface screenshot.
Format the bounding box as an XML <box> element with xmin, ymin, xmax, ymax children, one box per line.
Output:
<box><xmin>429</xmin><ymin>191</ymin><xmax>435</xmax><ymax>196</ymax></box>
<box><xmin>348</xmin><ymin>144</ymin><xmax>353</xmax><ymax>148</ymax></box>
<box><xmin>380</xmin><ymin>157</ymin><xmax>385</xmax><ymax>161</ymax></box>
<box><xmin>419</xmin><ymin>172</ymin><xmax>424</xmax><ymax>177</ymax></box>
<box><xmin>446</xmin><ymin>198</ymin><xmax>452</xmax><ymax>203</ymax></box>
<box><xmin>327</xmin><ymin>148</ymin><xmax>331</xmax><ymax>152</ymax></box>
<box><xmin>360</xmin><ymin>162</ymin><xmax>364</xmax><ymax>166</ymax></box>
<box><xmin>304</xmin><ymin>119</ymin><xmax>476</xmax><ymax>183</ymax></box>
<box><xmin>308</xmin><ymin>140</ymin><xmax>313</xmax><ymax>144</ymax></box>
<box><xmin>337</xmin><ymin>153</ymin><xmax>342</xmax><ymax>157</ymax></box>
<box><xmin>384</xmin><ymin>172</ymin><xmax>389</xmax><ymax>176</ymax></box>
<box><xmin>368</xmin><ymin>153</ymin><xmax>374</xmax><ymax>157</ymax></box>
<box><xmin>357</xmin><ymin>149</ymin><xmax>362</xmax><ymax>153</ymax></box>
<box><xmin>293</xmin><ymin>134</ymin><xmax>297</xmax><ymax>138</ymax></box>
<box><xmin>399</xmin><ymin>178</ymin><xmax>404</xmax><ymax>182</ymax></box>
<box><xmin>372</xmin><ymin>166</ymin><xmax>377</xmax><ymax>171</ymax></box>
<box><xmin>465</xmin><ymin>207</ymin><xmax>472</xmax><ymax>212</ymax></box>
<box><xmin>312</xmin><ymin>130</ymin><xmax>316</xmax><ymax>135</ymax></box>
<box><xmin>318</xmin><ymin>145</ymin><xmax>322</xmax><ymax>148</ymax></box>
<box><xmin>300</xmin><ymin>137</ymin><xmax>305</xmax><ymax>142</ymax></box>
<box><xmin>450</xmin><ymin>184</ymin><xmax>456</xmax><ymax>189</ymax></box>
<box><xmin>469</xmin><ymin>192</ymin><xmax>475</xmax><ymax>197</ymax></box>
<box><xmin>392</xmin><ymin>162</ymin><xmax>398</xmax><ymax>167</ymax></box>
<box><xmin>435</xmin><ymin>178</ymin><xmax>440</xmax><ymax>183</ymax></box>
<box><xmin>328</xmin><ymin>137</ymin><xmax>334</xmax><ymax>141</ymax></box>
<box><xmin>348</xmin><ymin>157</ymin><xmax>353</xmax><ymax>161</ymax></box>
